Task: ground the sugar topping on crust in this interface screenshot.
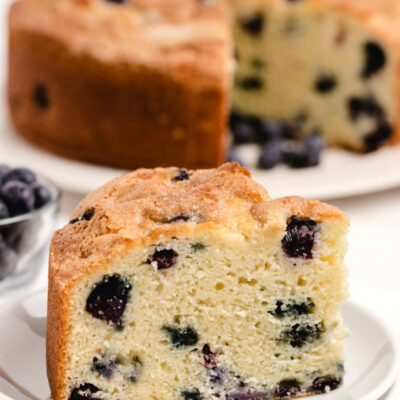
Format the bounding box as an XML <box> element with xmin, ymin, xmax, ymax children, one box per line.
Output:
<box><xmin>50</xmin><ymin>163</ymin><xmax>347</xmax><ymax>282</ymax></box>
<box><xmin>10</xmin><ymin>0</ymin><xmax>231</xmax><ymax>85</ymax></box>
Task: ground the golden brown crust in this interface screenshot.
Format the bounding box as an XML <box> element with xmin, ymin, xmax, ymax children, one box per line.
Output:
<box><xmin>8</xmin><ymin>0</ymin><xmax>231</xmax><ymax>169</ymax></box>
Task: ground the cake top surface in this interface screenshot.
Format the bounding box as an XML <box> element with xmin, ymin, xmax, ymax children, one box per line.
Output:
<box><xmin>50</xmin><ymin>163</ymin><xmax>347</xmax><ymax>282</ymax></box>
<box><xmin>10</xmin><ymin>0</ymin><xmax>231</xmax><ymax>85</ymax></box>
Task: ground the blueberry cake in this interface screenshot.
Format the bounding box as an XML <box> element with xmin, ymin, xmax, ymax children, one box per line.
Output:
<box><xmin>47</xmin><ymin>162</ymin><xmax>349</xmax><ymax>400</ymax></box>
<box><xmin>8</xmin><ymin>0</ymin><xmax>231</xmax><ymax>169</ymax></box>
<box><xmin>232</xmin><ymin>0</ymin><xmax>400</xmax><ymax>153</ymax></box>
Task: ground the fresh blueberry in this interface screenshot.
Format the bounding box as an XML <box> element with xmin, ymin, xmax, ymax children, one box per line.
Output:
<box><xmin>2</xmin><ymin>167</ymin><xmax>36</xmax><ymax>185</ymax></box>
<box><xmin>181</xmin><ymin>389</ymin><xmax>203</xmax><ymax>400</ymax></box>
<box><xmin>147</xmin><ymin>248</ymin><xmax>178</xmax><ymax>270</ymax></box>
<box><xmin>258</xmin><ymin>141</ymin><xmax>283</xmax><ymax>169</ymax></box>
<box><xmin>281</xmin><ymin>322</ymin><xmax>324</xmax><ymax>348</ymax></box>
<box><xmin>0</xmin><ymin>201</ymin><xmax>9</xmax><ymax>219</ymax></box>
<box><xmin>363</xmin><ymin>120</ymin><xmax>393</xmax><ymax>152</ymax></box>
<box><xmin>315</xmin><ymin>74</ymin><xmax>338</xmax><ymax>93</ymax></box>
<box><xmin>237</xmin><ymin>77</ymin><xmax>264</xmax><ymax>91</ymax></box>
<box><xmin>162</xmin><ymin>325</ymin><xmax>199</xmax><ymax>348</ymax></box>
<box><xmin>239</xmin><ymin>13</ymin><xmax>264</xmax><ymax>35</ymax></box>
<box><xmin>70</xmin><ymin>209</ymin><xmax>95</xmax><ymax>224</ymax></box>
<box><xmin>0</xmin><ymin>234</ymin><xmax>18</xmax><ymax>280</ymax></box>
<box><xmin>33</xmin><ymin>184</ymin><xmax>51</xmax><ymax>208</ymax></box>
<box><xmin>105</xmin><ymin>0</ymin><xmax>125</xmax><ymax>3</ymax></box>
<box><xmin>309</xmin><ymin>376</ymin><xmax>342</xmax><ymax>394</ymax></box>
<box><xmin>281</xmin><ymin>216</ymin><xmax>318</xmax><ymax>259</ymax></box>
<box><xmin>362</xmin><ymin>41</ymin><xmax>386</xmax><ymax>79</ymax></box>
<box><xmin>33</xmin><ymin>84</ymin><xmax>50</xmax><ymax>110</ymax></box>
<box><xmin>230</xmin><ymin>112</ymin><xmax>258</xmax><ymax>144</ymax></box>
<box><xmin>86</xmin><ymin>274</ymin><xmax>132</xmax><ymax>329</ymax></box>
<box><xmin>69</xmin><ymin>384</ymin><xmax>101</xmax><ymax>400</ymax></box>
<box><xmin>1</xmin><ymin>181</ymin><xmax>35</xmax><ymax>216</ymax></box>
<box><xmin>269</xmin><ymin>298</ymin><xmax>315</xmax><ymax>318</ymax></box>
<box><xmin>173</xmin><ymin>170</ymin><xmax>190</xmax><ymax>182</ymax></box>
<box><xmin>92</xmin><ymin>353</ymin><xmax>118</xmax><ymax>379</ymax></box>
<box><xmin>274</xmin><ymin>379</ymin><xmax>301</xmax><ymax>398</ymax></box>
<box><xmin>258</xmin><ymin>121</ymin><xmax>285</xmax><ymax>142</ymax></box>
<box><xmin>282</xmin><ymin>136</ymin><xmax>323</xmax><ymax>168</ymax></box>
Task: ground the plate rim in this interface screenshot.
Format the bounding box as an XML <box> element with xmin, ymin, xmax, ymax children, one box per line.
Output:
<box><xmin>0</xmin><ymin>290</ymin><xmax>399</xmax><ymax>400</ymax></box>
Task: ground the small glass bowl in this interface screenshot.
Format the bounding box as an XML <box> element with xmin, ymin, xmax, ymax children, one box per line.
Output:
<box><xmin>0</xmin><ymin>175</ymin><xmax>60</xmax><ymax>290</ymax></box>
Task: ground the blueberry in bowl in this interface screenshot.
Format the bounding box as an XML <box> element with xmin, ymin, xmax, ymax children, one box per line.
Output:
<box><xmin>0</xmin><ymin>165</ymin><xmax>59</xmax><ymax>285</ymax></box>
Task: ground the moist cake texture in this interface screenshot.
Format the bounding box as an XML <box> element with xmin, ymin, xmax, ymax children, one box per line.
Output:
<box><xmin>47</xmin><ymin>163</ymin><xmax>349</xmax><ymax>400</ymax></box>
<box><xmin>232</xmin><ymin>0</ymin><xmax>400</xmax><ymax>152</ymax></box>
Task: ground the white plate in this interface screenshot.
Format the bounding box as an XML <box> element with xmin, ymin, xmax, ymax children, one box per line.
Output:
<box><xmin>0</xmin><ymin>290</ymin><xmax>399</xmax><ymax>400</ymax></box>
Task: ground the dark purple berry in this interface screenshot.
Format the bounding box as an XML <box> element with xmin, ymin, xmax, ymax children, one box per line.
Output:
<box><xmin>315</xmin><ymin>74</ymin><xmax>337</xmax><ymax>93</ymax></box>
<box><xmin>348</xmin><ymin>96</ymin><xmax>383</xmax><ymax>121</ymax></box>
<box><xmin>173</xmin><ymin>169</ymin><xmax>190</xmax><ymax>182</ymax></box>
<box><xmin>33</xmin><ymin>84</ymin><xmax>50</xmax><ymax>110</ymax></box>
<box><xmin>1</xmin><ymin>181</ymin><xmax>35</xmax><ymax>216</ymax></box>
<box><xmin>363</xmin><ymin>120</ymin><xmax>393</xmax><ymax>152</ymax></box>
<box><xmin>202</xmin><ymin>344</ymin><xmax>217</xmax><ymax>366</ymax></box>
<box><xmin>282</xmin><ymin>136</ymin><xmax>323</xmax><ymax>168</ymax></box>
<box><xmin>309</xmin><ymin>376</ymin><xmax>342</xmax><ymax>394</ymax></box>
<box><xmin>86</xmin><ymin>274</ymin><xmax>132</xmax><ymax>329</ymax></box>
<box><xmin>281</xmin><ymin>322</ymin><xmax>324</xmax><ymax>348</ymax></box>
<box><xmin>258</xmin><ymin>121</ymin><xmax>285</xmax><ymax>142</ymax></box>
<box><xmin>147</xmin><ymin>248</ymin><xmax>178</xmax><ymax>270</ymax></box>
<box><xmin>181</xmin><ymin>389</ymin><xmax>203</xmax><ymax>400</ymax></box>
<box><xmin>167</xmin><ymin>215</ymin><xmax>190</xmax><ymax>223</ymax></box>
<box><xmin>92</xmin><ymin>354</ymin><xmax>118</xmax><ymax>379</ymax></box>
<box><xmin>239</xmin><ymin>13</ymin><xmax>264</xmax><ymax>35</ymax></box>
<box><xmin>0</xmin><ymin>200</ymin><xmax>9</xmax><ymax>219</ymax></box>
<box><xmin>230</xmin><ymin>112</ymin><xmax>258</xmax><ymax>144</ymax></box>
<box><xmin>258</xmin><ymin>141</ymin><xmax>282</xmax><ymax>169</ymax></box>
<box><xmin>362</xmin><ymin>41</ymin><xmax>386</xmax><ymax>79</ymax></box>
<box><xmin>281</xmin><ymin>216</ymin><xmax>318</xmax><ymax>259</ymax></box>
<box><xmin>69</xmin><ymin>384</ymin><xmax>101</xmax><ymax>400</ymax></box>
<box><xmin>106</xmin><ymin>0</ymin><xmax>125</xmax><ymax>2</ymax></box>
<box><xmin>0</xmin><ymin>234</ymin><xmax>18</xmax><ymax>280</ymax></box>
<box><xmin>70</xmin><ymin>209</ymin><xmax>95</xmax><ymax>224</ymax></box>
<box><xmin>2</xmin><ymin>167</ymin><xmax>36</xmax><ymax>185</ymax></box>
<box><xmin>274</xmin><ymin>379</ymin><xmax>301</xmax><ymax>398</ymax></box>
<box><xmin>237</xmin><ymin>77</ymin><xmax>264</xmax><ymax>91</ymax></box>
<box><xmin>269</xmin><ymin>298</ymin><xmax>315</xmax><ymax>318</ymax></box>
<box><xmin>162</xmin><ymin>325</ymin><xmax>198</xmax><ymax>348</ymax></box>
<box><xmin>33</xmin><ymin>184</ymin><xmax>51</xmax><ymax>208</ymax></box>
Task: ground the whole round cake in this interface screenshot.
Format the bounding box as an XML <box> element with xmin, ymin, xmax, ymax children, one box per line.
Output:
<box><xmin>47</xmin><ymin>162</ymin><xmax>349</xmax><ymax>400</ymax></box>
<box><xmin>8</xmin><ymin>0</ymin><xmax>400</xmax><ymax>168</ymax></box>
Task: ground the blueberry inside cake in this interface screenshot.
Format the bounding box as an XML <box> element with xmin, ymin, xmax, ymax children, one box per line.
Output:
<box><xmin>47</xmin><ymin>163</ymin><xmax>349</xmax><ymax>400</ymax></box>
<box><xmin>232</xmin><ymin>0</ymin><xmax>399</xmax><ymax>152</ymax></box>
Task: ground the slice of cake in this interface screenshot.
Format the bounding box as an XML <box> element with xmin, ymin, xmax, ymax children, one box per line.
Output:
<box><xmin>232</xmin><ymin>0</ymin><xmax>400</xmax><ymax>152</ymax></box>
<box><xmin>8</xmin><ymin>0</ymin><xmax>231</xmax><ymax>169</ymax></box>
<box><xmin>47</xmin><ymin>162</ymin><xmax>349</xmax><ymax>400</ymax></box>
